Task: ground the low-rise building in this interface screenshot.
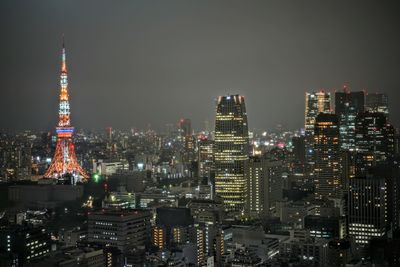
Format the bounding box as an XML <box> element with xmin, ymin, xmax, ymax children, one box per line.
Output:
<box><xmin>88</xmin><ymin>209</ymin><xmax>151</xmax><ymax>252</ymax></box>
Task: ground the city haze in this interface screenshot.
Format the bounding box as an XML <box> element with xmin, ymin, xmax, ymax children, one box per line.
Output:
<box><xmin>1</xmin><ymin>0</ymin><xmax>400</xmax><ymax>131</ymax></box>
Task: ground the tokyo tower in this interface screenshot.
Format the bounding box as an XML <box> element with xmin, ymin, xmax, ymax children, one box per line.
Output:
<box><xmin>44</xmin><ymin>39</ymin><xmax>89</xmax><ymax>182</ymax></box>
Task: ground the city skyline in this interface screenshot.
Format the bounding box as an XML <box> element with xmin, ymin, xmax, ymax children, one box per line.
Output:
<box><xmin>1</xmin><ymin>2</ymin><xmax>400</xmax><ymax>265</ymax></box>
<box><xmin>1</xmin><ymin>1</ymin><xmax>400</xmax><ymax>131</ymax></box>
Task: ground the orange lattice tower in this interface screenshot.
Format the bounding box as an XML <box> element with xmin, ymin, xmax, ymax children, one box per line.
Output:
<box><xmin>44</xmin><ymin>38</ymin><xmax>89</xmax><ymax>182</ymax></box>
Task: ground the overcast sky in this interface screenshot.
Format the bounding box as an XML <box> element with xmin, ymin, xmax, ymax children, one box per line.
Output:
<box><xmin>1</xmin><ymin>0</ymin><xmax>399</xmax><ymax>132</ymax></box>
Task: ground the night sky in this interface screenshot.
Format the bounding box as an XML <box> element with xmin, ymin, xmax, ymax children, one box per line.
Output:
<box><xmin>1</xmin><ymin>1</ymin><xmax>400</xmax><ymax>132</ymax></box>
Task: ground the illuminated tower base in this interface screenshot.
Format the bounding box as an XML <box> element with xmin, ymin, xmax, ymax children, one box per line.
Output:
<box><xmin>44</xmin><ymin>128</ymin><xmax>88</xmax><ymax>182</ymax></box>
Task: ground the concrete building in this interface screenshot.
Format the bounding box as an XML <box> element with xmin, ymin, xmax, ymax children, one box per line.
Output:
<box><xmin>187</xmin><ymin>199</ymin><xmax>223</xmax><ymax>224</ymax></box>
<box><xmin>0</xmin><ymin>225</ymin><xmax>51</xmax><ymax>266</ymax></box>
<box><xmin>280</xmin><ymin>230</ymin><xmax>329</xmax><ymax>267</ymax></box>
<box><xmin>59</xmin><ymin>228</ymin><xmax>87</xmax><ymax>248</ymax></box>
<box><xmin>93</xmin><ymin>159</ymin><xmax>129</xmax><ymax>176</ymax></box>
<box><xmin>102</xmin><ymin>187</ymin><xmax>136</xmax><ymax>210</ymax></box>
<box><xmin>348</xmin><ymin>176</ymin><xmax>387</xmax><ymax>247</ymax></box>
<box><xmin>58</xmin><ymin>248</ymin><xmax>104</xmax><ymax>267</ymax></box>
<box><xmin>32</xmin><ymin>247</ymin><xmax>105</xmax><ymax>267</ymax></box>
<box><xmin>88</xmin><ymin>209</ymin><xmax>151</xmax><ymax>252</ymax></box>
<box><xmin>245</xmin><ymin>156</ymin><xmax>283</xmax><ymax>217</ymax></box>
<box><xmin>8</xmin><ymin>184</ymin><xmax>83</xmax><ymax>208</ymax></box>
<box><xmin>152</xmin><ymin>207</ymin><xmax>194</xmax><ymax>249</ymax></box>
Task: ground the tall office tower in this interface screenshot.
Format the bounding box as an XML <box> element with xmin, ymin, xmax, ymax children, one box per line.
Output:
<box><xmin>179</xmin><ymin>118</ymin><xmax>194</xmax><ymax>163</ymax></box>
<box><xmin>44</xmin><ymin>39</ymin><xmax>88</xmax><ymax>181</ymax></box>
<box><xmin>340</xmin><ymin>150</ymin><xmax>356</xmax><ymax>191</ymax></box>
<box><xmin>245</xmin><ymin>156</ymin><xmax>283</xmax><ymax>217</ymax></box>
<box><xmin>165</xmin><ymin>123</ymin><xmax>174</xmax><ymax>136</ymax></box>
<box><xmin>214</xmin><ymin>95</ymin><xmax>249</xmax><ymax>213</ymax></box>
<box><xmin>366</xmin><ymin>92</ymin><xmax>389</xmax><ymax>116</ymax></box>
<box><xmin>305</xmin><ymin>91</ymin><xmax>331</xmax><ymax>163</ymax></box>
<box><xmin>313</xmin><ymin>113</ymin><xmax>341</xmax><ymax>199</ymax></box>
<box><xmin>292</xmin><ymin>135</ymin><xmax>306</xmax><ymax>163</ymax></box>
<box><xmin>370</xmin><ymin>165</ymin><xmax>400</xmax><ymax>233</ymax></box>
<box><xmin>348</xmin><ymin>176</ymin><xmax>387</xmax><ymax>247</ymax></box>
<box><xmin>2</xmin><ymin>142</ymin><xmax>32</xmax><ymax>181</ymax></box>
<box><xmin>197</xmin><ymin>136</ymin><xmax>214</xmax><ymax>178</ymax></box>
<box><xmin>335</xmin><ymin>88</ymin><xmax>365</xmax><ymax>151</ymax></box>
<box><xmin>355</xmin><ymin>112</ymin><xmax>395</xmax><ymax>175</ymax></box>
<box><xmin>395</xmin><ymin>133</ymin><xmax>400</xmax><ymax>156</ymax></box>
<box><xmin>179</xmin><ymin>118</ymin><xmax>192</xmax><ymax>137</ymax></box>
<box><xmin>204</xmin><ymin>120</ymin><xmax>211</xmax><ymax>134</ymax></box>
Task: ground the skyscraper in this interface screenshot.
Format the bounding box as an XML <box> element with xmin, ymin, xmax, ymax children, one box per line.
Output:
<box><xmin>292</xmin><ymin>135</ymin><xmax>306</xmax><ymax>163</ymax></box>
<box><xmin>1</xmin><ymin>140</ymin><xmax>32</xmax><ymax>181</ymax></box>
<box><xmin>305</xmin><ymin>91</ymin><xmax>332</xmax><ymax>136</ymax></box>
<box><xmin>214</xmin><ymin>95</ymin><xmax>249</xmax><ymax>213</ymax></box>
<box><xmin>197</xmin><ymin>136</ymin><xmax>214</xmax><ymax>179</ymax></box>
<box><xmin>348</xmin><ymin>176</ymin><xmax>387</xmax><ymax>246</ymax></box>
<box><xmin>245</xmin><ymin>156</ymin><xmax>282</xmax><ymax>217</ymax></box>
<box><xmin>313</xmin><ymin>113</ymin><xmax>341</xmax><ymax>199</ymax></box>
<box><xmin>179</xmin><ymin>118</ymin><xmax>192</xmax><ymax>137</ymax></box>
<box><xmin>335</xmin><ymin>88</ymin><xmax>365</xmax><ymax>151</ymax></box>
<box><xmin>366</xmin><ymin>92</ymin><xmax>389</xmax><ymax>116</ymax></box>
<box><xmin>355</xmin><ymin>111</ymin><xmax>395</xmax><ymax>175</ymax></box>
<box><xmin>305</xmin><ymin>91</ymin><xmax>331</xmax><ymax>163</ymax></box>
<box><xmin>369</xmin><ymin>165</ymin><xmax>400</xmax><ymax>234</ymax></box>
<box><xmin>44</xmin><ymin>39</ymin><xmax>88</xmax><ymax>182</ymax></box>
<box><xmin>179</xmin><ymin>118</ymin><xmax>195</xmax><ymax>164</ymax></box>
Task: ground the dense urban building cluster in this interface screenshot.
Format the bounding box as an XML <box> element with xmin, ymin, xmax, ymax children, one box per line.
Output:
<box><xmin>0</xmin><ymin>44</ymin><xmax>400</xmax><ymax>267</ymax></box>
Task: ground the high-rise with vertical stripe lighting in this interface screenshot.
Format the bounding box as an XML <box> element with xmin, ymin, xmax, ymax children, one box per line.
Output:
<box><xmin>214</xmin><ymin>95</ymin><xmax>249</xmax><ymax>213</ymax></box>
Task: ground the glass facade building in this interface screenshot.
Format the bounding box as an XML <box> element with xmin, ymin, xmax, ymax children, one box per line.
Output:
<box><xmin>305</xmin><ymin>91</ymin><xmax>331</xmax><ymax>163</ymax></box>
<box><xmin>335</xmin><ymin>89</ymin><xmax>365</xmax><ymax>151</ymax></box>
<box><xmin>214</xmin><ymin>95</ymin><xmax>249</xmax><ymax>213</ymax></box>
<box><xmin>313</xmin><ymin>113</ymin><xmax>341</xmax><ymax>199</ymax></box>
